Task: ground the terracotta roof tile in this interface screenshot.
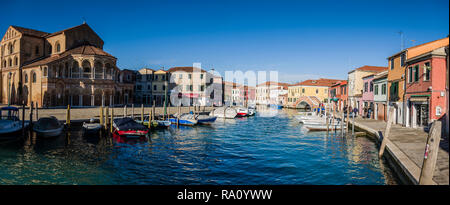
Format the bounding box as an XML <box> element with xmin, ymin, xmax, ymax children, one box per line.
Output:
<box><xmin>168</xmin><ymin>66</ymin><xmax>207</xmax><ymax>73</ymax></box>
<box><xmin>11</xmin><ymin>25</ymin><xmax>49</xmax><ymax>37</ymax></box>
<box><xmin>355</xmin><ymin>65</ymin><xmax>388</xmax><ymax>72</ymax></box>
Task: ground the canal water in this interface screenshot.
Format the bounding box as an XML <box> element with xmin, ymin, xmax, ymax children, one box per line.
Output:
<box><xmin>0</xmin><ymin>108</ymin><xmax>398</xmax><ymax>185</ymax></box>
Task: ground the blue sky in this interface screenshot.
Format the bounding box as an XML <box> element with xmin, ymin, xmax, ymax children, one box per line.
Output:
<box><xmin>1</xmin><ymin>0</ymin><xmax>448</xmax><ymax>83</ymax></box>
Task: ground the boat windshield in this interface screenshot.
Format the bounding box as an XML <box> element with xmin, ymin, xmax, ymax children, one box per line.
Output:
<box><xmin>0</xmin><ymin>109</ymin><xmax>19</xmax><ymax>121</ymax></box>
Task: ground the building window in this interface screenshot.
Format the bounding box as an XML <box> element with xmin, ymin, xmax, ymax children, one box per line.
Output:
<box><xmin>200</xmin><ymin>85</ymin><xmax>204</xmax><ymax>91</ymax></box>
<box><xmin>154</xmin><ymin>75</ymin><xmax>158</xmax><ymax>80</ymax></box>
<box><xmin>424</xmin><ymin>62</ymin><xmax>431</xmax><ymax>81</ymax></box>
<box><xmin>408</xmin><ymin>66</ymin><xmax>413</xmax><ymax>83</ymax></box>
<box><xmin>189</xmin><ymin>85</ymin><xmax>193</xmax><ymax>91</ymax></box>
<box><xmin>364</xmin><ymin>82</ymin><xmax>368</xmax><ymax>92</ymax></box>
<box><xmin>154</xmin><ymin>85</ymin><xmax>157</xmax><ymax>90</ymax></box>
<box><xmin>32</xmin><ymin>72</ymin><xmax>36</xmax><ymax>83</ymax></box>
<box><xmin>200</xmin><ymin>74</ymin><xmax>204</xmax><ymax>79</ymax></box>
<box><xmin>188</xmin><ymin>74</ymin><xmax>192</xmax><ymax>79</ymax></box>
<box><xmin>370</xmin><ymin>82</ymin><xmax>373</xmax><ymax>92</ymax></box>
<box><xmin>374</xmin><ymin>85</ymin><xmax>378</xmax><ymax>95</ymax></box>
<box><xmin>43</xmin><ymin>67</ymin><xmax>48</xmax><ymax>77</ymax></box>
<box><xmin>390</xmin><ymin>58</ymin><xmax>394</xmax><ymax>70</ymax></box>
<box><xmin>24</xmin><ymin>74</ymin><xmax>28</xmax><ymax>83</ymax></box>
<box><xmin>8</xmin><ymin>58</ymin><xmax>12</xmax><ymax>67</ymax></box>
<box><xmin>414</xmin><ymin>65</ymin><xmax>419</xmax><ymax>82</ymax></box>
<box><xmin>14</xmin><ymin>57</ymin><xmax>18</xmax><ymax>66</ymax></box>
<box><xmin>400</xmin><ymin>53</ymin><xmax>406</xmax><ymax>67</ymax></box>
<box><xmin>381</xmin><ymin>84</ymin><xmax>386</xmax><ymax>95</ymax></box>
<box><xmin>56</xmin><ymin>42</ymin><xmax>61</xmax><ymax>53</ymax></box>
<box><xmin>179</xmin><ymin>74</ymin><xmax>182</xmax><ymax>78</ymax></box>
<box><xmin>162</xmin><ymin>85</ymin><xmax>165</xmax><ymax>90</ymax></box>
<box><xmin>35</xmin><ymin>46</ymin><xmax>39</xmax><ymax>55</ymax></box>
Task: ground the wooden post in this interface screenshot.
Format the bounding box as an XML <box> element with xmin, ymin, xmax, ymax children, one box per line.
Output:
<box><xmin>110</xmin><ymin>107</ymin><xmax>114</xmax><ymax>133</ymax></box>
<box><xmin>346</xmin><ymin>105</ymin><xmax>350</xmax><ymax>133</ymax></box>
<box><xmin>29</xmin><ymin>102</ymin><xmax>33</xmax><ymax>130</ymax></box>
<box><xmin>148</xmin><ymin>109</ymin><xmax>152</xmax><ymax>129</ymax></box>
<box><xmin>163</xmin><ymin>100</ymin><xmax>166</xmax><ymax>121</ymax></box>
<box><xmin>35</xmin><ymin>102</ymin><xmax>38</xmax><ymax>121</ymax></box>
<box><xmin>152</xmin><ymin>100</ymin><xmax>155</xmax><ymax>121</ymax></box>
<box><xmin>419</xmin><ymin>121</ymin><xmax>442</xmax><ymax>185</ymax></box>
<box><xmin>22</xmin><ymin>103</ymin><xmax>25</xmax><ymax>136</ymax></box>
<box><xmin>332</xmin><ymin>105</ymin><xmax>336</xmax><ymax>133</ymax></box>
<box><xmin>132</xmin><ymin>104</ymin><xmax>134</xmax><ymax>119</ymax></box>
<box><xmin>124</xmin><ymin>105</ymin><xmax>127</xmax><ymax>118</ymax></box>
<box><xmin>379</xmin><ymin>107</ymin><xmax>395</xmax><ymax>157</ymax></box>
<box><xmin>352</xmin><ymin>107</ymin><xmax>355</xmax><ymax>135</ymax></box>
<box><xmin>105</xmin><ymin>106</ymin><xmax>109</xmax><ymax>128</ymax></box>
<box><xmin>66</xmin><ymin>104</ymin><xmax>71</xmax><ymax>127</ymax></box>
<box><xmin>100</xmin><ymin>106</ymin><xmax>104</xmax><ymax>127</ymax></box>
<box><xmin>341</xmin><ymin>111</ymin><xmax>344</xmax><ymax>135</ymax></box>
<box><xmin>141</xmin><ymin>104</ymin><xmax>144</xmax><ymax>123</ymax></box>
<box><xmin>326</xmin><ymin>115</ymin><xmax>329</xmax><ymax>135</ymax></box>
<box><xmin>177</xmin><ymin>105</ymin><xmax>180</xmax><ymax>127</ymax></box>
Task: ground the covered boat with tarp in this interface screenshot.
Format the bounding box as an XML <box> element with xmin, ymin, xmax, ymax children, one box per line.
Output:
<box><xmin>112</xmin><ymin>117</ymin><xmax>149</xmax><ymax>138</ymax></box>
<box><xmin>33</xmin><ymin>116</ymin><xmax>64</xmax><ymax>138</ymax></box>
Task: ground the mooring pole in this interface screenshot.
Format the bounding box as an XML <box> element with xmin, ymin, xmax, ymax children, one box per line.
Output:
<box><xmin>66</xmin><ymin>104</ymin><xmax>71</xmax><ymax>128</ymax></box>
<box><xmin>152</xmin><ymin>100</ymin><xmax>155</xmax><ymax>121</ymax></box>
<box><xmin>105</xmin><ymin>106</ymin><xmax>109</xmax><ymax>129</ymax></box>
<box><xmin>346</xmin><ymin>105</ymin><xmax>349</xmax><ymax>133</ymax></box>
<box><xmin>29</xmin><ymin>102</ymin><xmax>33</xmax><ymax>130</ymax></box>
<box><xmin>110</xmin><ymin>107</ymin><xmax>114</xmax><ymax>134</ymax></box>
<box><xmin>124</xmin><ymin>104</ymin><xmax>127</xmax><ymax>118</ymax></box>
<box><xmin>100</xmin><ymin>105</ymin><xmax>104</xmax><ymax>127</ymax></box>
<box><xmin>419</xmin><ymin>121</ymin><xmax>442</xmax><ymax>185</ymax></box>
<box><xmin>22</xmin><ymin>103</ymin><xmax>25</xmax><ymax>136</ymax></box>
<box><xmin>131</xmin><ymin>104</ymin><xmax>134</xmax><ymax>120</ymax></box>
<box><xmin>163</xmin><ymin>100</ymin><xmax>166</xmax><ymax>121</ymax></box>
<box><xmin>378</xmin><ymin>107</ymin><xmax>395</xmax><ymax>157</ymax></box>
<box><xmin>35</xmin><ymin>102</ymin><xmax>38</xmax><ymax>121</ymax></box>
<box><xmin>141</xmin><ymin>104</ymin><xmax>144</xmax><ymax>123</ymax></box>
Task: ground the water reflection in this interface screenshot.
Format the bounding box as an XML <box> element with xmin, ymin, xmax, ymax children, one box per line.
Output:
<box><xmin>0</xmin><ymin>109</ymin><xmax>398</xmax><ymax>185</ymax></box>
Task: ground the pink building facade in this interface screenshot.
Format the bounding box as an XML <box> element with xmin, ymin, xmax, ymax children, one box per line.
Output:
<box><xmin>361</xmin><ymin>74</ymin><xmax>375</xmax><ymax>118</ymax></box>
<box><xmin>405</xmin><ymin>47</ymin><xmax>447</xmax><ymax>128</ymax></box>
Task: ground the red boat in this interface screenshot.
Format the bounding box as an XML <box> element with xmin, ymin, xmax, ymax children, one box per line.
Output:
<box><xmin>112</xmin><ymin>118</ymin><xmax>149</xmax><ymax>141</ymax></box>
<box><xmin>235</xmin><ymin>107</ymin><xmax>249</xmax><ymax>117</ymax></box>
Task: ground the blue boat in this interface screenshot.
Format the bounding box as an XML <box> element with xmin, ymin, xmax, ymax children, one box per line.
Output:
<box><xmin>196</xmin><ymin>115</ymin><xmax>217</xmax><ymax>125</ymax></box>
<box><xmin>169</xmin><ymin>113</ymin><xmax>198</xmax><ymax>126</ymax></box>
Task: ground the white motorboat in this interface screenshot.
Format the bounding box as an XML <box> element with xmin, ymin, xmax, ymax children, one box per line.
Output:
<box><xmin>0</xmin><ymin>107</ymin><xmax>28</xmax><ymax>140</ymax></box>
<box><xmin>210</xmin><ymin>107</ymin><xmax>237</xmax><ymax>119</ymax></box>
<box><xmin>82</xmin><ymin>119</ymin><xmax>103</xmax><ymax>136</ymax></box>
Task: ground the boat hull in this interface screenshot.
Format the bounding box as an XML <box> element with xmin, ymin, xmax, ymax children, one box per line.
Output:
<box><xmin>197</xmin><ymin>116</ymin><xmax>217</xmax><ymax>125</ymax></box>
<box><xmin>169</xmin><ymin>118</ymin><xmax>197</xmax><ymax>126</ymax></box>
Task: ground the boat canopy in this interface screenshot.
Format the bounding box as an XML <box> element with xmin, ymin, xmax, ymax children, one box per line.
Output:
<box><xmin>114</xmin><ymin>118</ymin><xmax>147</xmax><ymax>130</ymax></box>
<box><xmin>1</xmin><ymin>107</ymin><xmax>19</xmax><ymax>111</ymax></box>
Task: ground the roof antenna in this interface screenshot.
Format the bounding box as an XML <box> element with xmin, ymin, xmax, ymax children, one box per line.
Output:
<box><xmin>398</xmin><ymin>31</ymin><xmax>404</xmax><ymax>50</ymax></box>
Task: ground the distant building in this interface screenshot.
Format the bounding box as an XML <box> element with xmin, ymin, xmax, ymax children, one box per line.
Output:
<box><xmin>134</xmin><ymin>68</ymin><xmax>154</xmax><ymax>105</ymax></box>
<box><xmin>329</xmin><ymin>80</ymin><xmax>347</xmax><ymax>111</ymax></box>
<box><xmin>256</xmin><ymin>81</ymin><xmax>289</xmax><ymax>105</ymax></box>
<box><xmin>287</xmin><ymin>78</ymin><xmax>341</xmax><ymax>108</ymax></box>
<box><xmin>347</xmin><ymin>66</ymin><xmax>387</xmax><ymax>115</ymax></box>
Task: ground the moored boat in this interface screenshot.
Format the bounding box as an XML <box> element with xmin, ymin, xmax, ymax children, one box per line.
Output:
<box><xmin>33</xmin><ymin>116</ymin><xmax>64</xmax><ymax>138</ymax></box>
<box><xmin>210</xmin><ymin>107</ymin><xmax>237</xmax><ymax>119</ymax></box>
<box><xmin>235</xmin><ymin>107</ymin><xmax>249</xmax><ymax>117</ymax></box>
<box><xmin>82</xmin><ymin>119</ymin><xmax>103</xmax><ymax>136</ymax></box>
<box><xmin>170</xmin><ymin>113</ymin><xmax>198</xmax><ymax>126</ymax></box>
<box><xmin>247</xmin><ymin>107</ymin><xmax>256</xmax><ymax>116</ymax></box>
<box><xmin>113</xmin><ymin>117</ymin><xmax>149</xmax><ymax>138</ymax></box>
<box><xmin>0</xmin><ymin>107</ymin><xmax>28</xmax><ymax>140</ymax></box>
<box><xmin>196</xmin><ymin>115</ymin><xmax>217</xmax><ymax>125</ymax></box>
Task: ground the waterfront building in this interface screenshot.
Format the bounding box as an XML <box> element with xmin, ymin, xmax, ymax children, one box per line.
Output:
<box><xmin>168</xmin><ymin>66</ymin><xmax>216</xmax><ymax>106</ymax></box>
<box><xmin>329</xmin><ymin>80</ymin><xmax>347</xmax><ymax>111</ymax></box>
<box><xmin>347</xmin><ymin>66</ymin><xmax>387</xmax><ymax>115</ymax></box>
<box><xmin>287</xmin><ymin>78</ymin><xmax>341</xmax><ymax>108</ymax></box>
<box><xmin>387</xmin><ymin>37</ymin><xmax>448</xmax><ymax>126</ymax></box>
<box><xmin>152</xmin><ymin>69</ymin><xmax>169</xmax><ymax>106</ymax></box>
<box><xmin>256</xmin><ymin>81</ymin><xmax>289</xmax><ymax>105</ymax></box>
<box><xmin>361</xmin><ymin>74</ymin><xmax>376</xmax><ymax>118</ymax></box>
<box><xmin>404</xmin><ymin>46</ymin><xmax>447</xmax><ymax>128</ymax></box>
<box><xmin>134</xmin><ymin>68</ymin><xmax>154</xmax><ymax>105</ymax></box>
<box><xmin>0</xmin><ymin>23</ymin><xmax>132</xmax><ymax>107</ymax></box>
<box><xmin>373</xmin><ymin>70</ymin><xmax>388</xmax><ymax>121</ymax></box>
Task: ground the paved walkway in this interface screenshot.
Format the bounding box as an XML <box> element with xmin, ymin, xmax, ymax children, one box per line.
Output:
<box><xmin>352</xmin><ymin>118</ymin><xmax>449</xmax><ymax>185</ymax></box>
